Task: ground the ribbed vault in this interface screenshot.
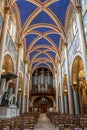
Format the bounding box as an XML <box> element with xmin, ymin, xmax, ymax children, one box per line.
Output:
<box><xmin>8</xmin><ymin>0</ymin><xmax>78</xmax><ymax>72</ymax></box>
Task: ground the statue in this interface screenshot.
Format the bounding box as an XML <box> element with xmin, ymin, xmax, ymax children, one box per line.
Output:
<box><xmin>1</xmin><ymin>92</ymin><xmax>9</xmax><ymax>106</ymax></box>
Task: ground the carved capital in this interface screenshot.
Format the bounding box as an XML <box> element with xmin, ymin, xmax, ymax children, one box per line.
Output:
<box><xmin>64</xmin><ymin>42</ymin><xmax>67</xmax><ymax>46</ymax></box>
<box><xmin>72</xmin><ymin>83</ymin><xmax>78</xmax><ymax>90</ymax></box>
<box><xmin>76</xmin><ymin>5</ymin><xmax>81</xmax><ymax>13</ymax></box>
<box><xmin>64</xmin><ymin>90</ymin><xmax>68</xmax><ymax>95</ymax></box>
<box><xmin>18</xmin><ymin>43</ymin><xmax>23</xmax><ymax>48</ymax></box>
<box><xmin>4</xmin><ymin>6</ymin><xmax>12</xmax><ymax>14</ymax></box>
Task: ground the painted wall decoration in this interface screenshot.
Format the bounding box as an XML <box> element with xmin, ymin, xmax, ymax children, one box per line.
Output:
<box><xmin>5</xmin><ymin>32</ymin><xmax>17</xmax><ymax>68</ymax></box>
<box><xmin>83</xmin><ymin>12</ymin><xmax>87</xmax><ymax>47</ymax></box>
<box><xmin>68</xmin><ymin>31</ymin><xmax>81</xmax><ymax>65</ymax></box>
<box><xmin>0</xmin><ymin>15</ymin><xmax>3</xmax><ymax>37</ymax></box>
<box><xmin>62</xmin><ymin>59</ymin><xmax>67</xmax><ymax>77</ymax></box>
<box><xmin>81</xmin><ymin>0</ymin><xmax>87</xmax><ymax>11</ymax></box>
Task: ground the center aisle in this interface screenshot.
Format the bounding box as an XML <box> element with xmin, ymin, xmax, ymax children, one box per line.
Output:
<box><xmin>34</xmin><ymin>114</ymin><xmax>58</xmax><ymax>130</ymax></box>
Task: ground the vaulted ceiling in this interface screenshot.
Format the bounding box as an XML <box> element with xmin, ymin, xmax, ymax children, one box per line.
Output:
<box><xmin>16</xmin><ymin>0</ymin><xmax>71</xmax><ymax>72</ymax></box>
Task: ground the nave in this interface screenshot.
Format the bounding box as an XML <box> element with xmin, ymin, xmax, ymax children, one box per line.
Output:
<box><xmin>35</xmin><ymin>113</ymin><xmax>58</xmax><ymax>130</ymax></box>
<box><xmin>0</xmin><ymin>112</ymin><xmax>87</xmax><ymax>130</ymax></box>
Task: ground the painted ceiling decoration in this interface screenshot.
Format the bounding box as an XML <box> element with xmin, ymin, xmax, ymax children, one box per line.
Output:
<box><xmin>9</xmin><ymin>0</ymin><xmax>78</xmax><ymax>72</ymax></box>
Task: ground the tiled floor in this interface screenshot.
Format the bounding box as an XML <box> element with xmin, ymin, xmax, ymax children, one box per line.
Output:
<box><xmin>34</xmin><ymin>114</ymin><xmax>58</xmax><ymax>130</ymax></box>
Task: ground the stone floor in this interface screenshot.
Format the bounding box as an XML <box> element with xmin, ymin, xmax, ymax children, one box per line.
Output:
<box><xmin>34</xmin><ymin>113</ymin><xmax>58</xmax><ymax>130</ymax></box>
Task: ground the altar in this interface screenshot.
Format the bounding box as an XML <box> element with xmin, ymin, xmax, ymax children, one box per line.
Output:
<box><xmin>0</xmin><ymin>71</ymin><xmax>19</xmax><ymax>118</ymax></box>
<box><xmin>0</xmin><ymin>106</ymin><xmax>20</xmax><ymax>119</ymax></box>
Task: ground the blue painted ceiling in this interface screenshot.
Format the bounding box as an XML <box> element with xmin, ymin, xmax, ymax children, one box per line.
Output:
<box><xmin>16</xmin><ymin>0</ymin><xmax>70</xmax><ymax>69</ymax></box>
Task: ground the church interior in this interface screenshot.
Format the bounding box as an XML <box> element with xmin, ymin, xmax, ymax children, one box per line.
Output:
<box><xmin>0</xmin><ymin>0</ymin><xmax>87</xmax><ymax>129</ymax></box>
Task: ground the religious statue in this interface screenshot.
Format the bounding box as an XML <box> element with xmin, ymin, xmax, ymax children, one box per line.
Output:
<box><xmin>1</xmin><ymin>92</ymin><xmax>9</xmax><ymax>106</ymax></box>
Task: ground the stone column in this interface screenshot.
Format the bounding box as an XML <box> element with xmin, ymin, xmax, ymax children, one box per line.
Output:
<box><xmin>59</xmin><ymin>62</ymin><xmax>64</xmax><ymax>114</ymax></box>
<box><xmin>76</xmin><ymin>5</ymin><xmax>87</xmax><ymax>83</ymax></box>
<box><xmin>27</xmin><ymin>71</ymin><xmax>30</xmax><ymax>112</ymax></box>
<box><xmin>15</xmin><ymin>43</ymin><xmax>22</xmax><ymax>102</ymax></box>
<box><xmin>1</xmin><ymin>79</ymin><xmax>6</xmax><ymax>92</ymax></box>
<box><xmin>0</xmin><ymin>6</ymin><xmax>10</xmax><ymax>82</ymax></box>
<box><xmin>55</xmin><ymin>72</ymin><xmax>58</xmax><ymax>112</ymax></box>
<box><xmin>73</xmin><ymin>84</ymin><xmax>80</xmax><ymax>115</ymax></box>
<box><xmin>59</xmin><ymin>96</ymin><xmax>61</xmax><ymax>113</ymax></box>
<box><xmin>64</xmin><ymin>44</ymin><xmax>74</xmax><ymax>114</ymax></box>
<box><xmin>64</xmin><ymin>90</ymin><xmax>69</xmax><ymax>114</ymax></box>
<box><xmin>22</xmin><ymin>61</ymin><xmax>28</xmax><ymax>113</ymax></box>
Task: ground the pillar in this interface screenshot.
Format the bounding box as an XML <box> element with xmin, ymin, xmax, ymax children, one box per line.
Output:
<box><xmin>73</xmin><ymin>84</ymin><xmax>80</xmax><ymax>115</ymax></box>
<box><xmin>15</xmin><ymin>43</ymin><xmax>22</xmax><ymax>102</ymax></box>
<box><xmin>64</xmin><ymin>44</ymin><xmax>74</xmax><ymax>114</ymax></box>
<box><xmin>64</xmin><ymin>90</ymin><xmax>69</xmax><ymax>114</ymax></box>
<box><xmin>1</xmin><ymin>79</ymin><xmax>6</xmax><ymax>92</ymax></box>
<box><xmin>59</xmin><ymin>62</ymin><xmax>64</xmax><ymax>114</ymax></box>
<box><xmin>76</xmin><ymin>5</ymin><xmax>87</xmax><ymax>83</ymax></box>
<box><xmin>55</xmin><ymin>72</ymin><xmax>58</xmax><ymax>112</ymax></box>
<box><xmin>58</xmin><ymin>96</ymin><xmax>61</xmax><ymax>113</ymax></box>
<box><xmin>27</xmin><ymin>71</ymin><xmax>30</xmax><ymax>112</ymax></box>
<box><xmin>0</xmin><ymin>6</ymin><xmax>10</xmax><ymax>82</ymax></box>
<box><xmin>22</xmin><ymin>61</ymin><xmax>28</xmax><ymax>113</ymax></box>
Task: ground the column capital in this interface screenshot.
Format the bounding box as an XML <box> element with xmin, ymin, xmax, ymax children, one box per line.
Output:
<box><xmin>4</xmin><ymin>6</ymin><xmax>12</xmax><ymax>14</ymax></box>
<box><xmin>24</xmin><ymin>60</ymin><xmax>28</xmax><ymax>64</ymax></box>
<box><xmin>64</xmin><ymin>42</ymin><xmax>67</xmax><ymax>46</ymax></box>
<box><xmin>64</xmin><ymin>89</ymin><xmax>68</xmax><ymax>95</ymax></box>
<box><xmin>17</xmin><ymin>43</ymin><xmax>23</xmax><ymax>48</ymax></box>
<box><xmin>72</xmin><ymin>83</ymin><xmax>78</xmax><ymax>90</ymax></box>
<box><xmin>58</xmin><ymin>60</ymin><xmax>61</xmax><ymax>63</ymax></box>
<box><xmin>76</xmin><ymin>5</ymin><xmax>82</xmax><ymax>13</ymax></box>
<box><xmin>55</xmin><ymin>70</ymin><xmax>57</xmax><ymax>74</ymax></box>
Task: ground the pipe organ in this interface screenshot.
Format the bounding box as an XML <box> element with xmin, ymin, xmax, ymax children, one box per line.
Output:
<box><xmin>32</xmin><ymin>68</ymin><xmax>53</xmax><ymax>93</ymax></box>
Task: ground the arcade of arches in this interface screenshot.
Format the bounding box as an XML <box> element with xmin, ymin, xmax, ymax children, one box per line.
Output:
<box><xmin>0</xmin><ymin>0</ymin><xmax>87</xmax><ymax>128</ymax></box>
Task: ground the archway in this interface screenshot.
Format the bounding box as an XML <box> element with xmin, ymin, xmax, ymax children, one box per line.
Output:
<box><xmin>72</xmin><ymin>56</ymin><xmax>87</xmax><ymax>114</ymax></box>
<box><xmin>1</xmin><ymin>54</ymin><xmax>16</xmax><ymax>94</ymax></box>
<box><xmin>33</xmin><ymin>97</ymin><xmax>53</xmax><ymax>113</ymax></box>
<box><xmin>63</xmin><ymin>75</ymin><xmax>69</xmax><ymax>114</ymax></box>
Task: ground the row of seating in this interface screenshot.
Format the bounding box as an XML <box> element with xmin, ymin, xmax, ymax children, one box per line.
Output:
<box><xmin>46</xmin><ymin>112</ymin><xmax>87</xmax><ymax>130</ymax></box>
<box><xmin>0</xmin><ymin>112</ymin><xmax>40</xmax><ymax>130</ymax></box>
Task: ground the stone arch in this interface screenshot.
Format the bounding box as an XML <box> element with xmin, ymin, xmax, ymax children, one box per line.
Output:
<box><xmin>72</xmin><ymin>56</ymin><xmax>87</xmax><ymax>114</ymax></box>
<box><xmin>2</xmin><ymin>54</ymin><xmax>14</xmax><ymax>73</ymax></box>
<box><xmin>33</xmin><ymin>96</ymin><xmax>54</xmax><ymax>113</ymax></box>
<box><xmin>1</xmin><ymin>54</ymin><xmax>16</xmax><ymax>94</ymax></box>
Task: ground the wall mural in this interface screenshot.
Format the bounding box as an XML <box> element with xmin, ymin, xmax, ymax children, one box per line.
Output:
<box><xmin>5</xmin><ymin>32</ymin><xmax>17</xmax><ymax>71</ymax></box>
<box><xmin>83</xmin><ymin>12</ymin><xmax>87</xmax><ymax>48</ymax></box>
<box><xmin>81</xmin><ymin>0</ymin><xmax>87</xmax><ymax>11</ymax></box>
<box><xmin>62</xmin><ymin>59</ymin><xmax>67</xmax><ymax>77</ymax></box>
<box><xmin>68</xmin><ymin>31</ymin><xmax>81</xmax><ymax>65</ymax></box>
<box><xmin>0</xmin><ymin>15</ymin><xmax>3</xmax><ymax>37</ymax></box>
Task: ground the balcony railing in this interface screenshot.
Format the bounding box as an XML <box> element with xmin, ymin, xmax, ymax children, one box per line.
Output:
<box><xmin>30</xmin><ymin>87</ymin><xmax>55</xmax><ymax>96</ymax></box>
